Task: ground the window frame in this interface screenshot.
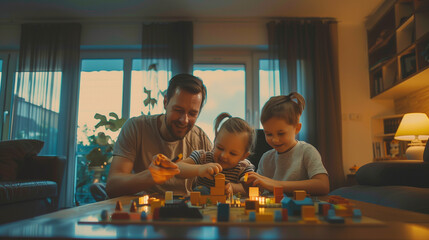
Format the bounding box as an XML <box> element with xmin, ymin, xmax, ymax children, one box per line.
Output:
<box><xmin>0</xmin><ymin>51</ymin><xmax>18</xmax><ymax>140</ymax></box>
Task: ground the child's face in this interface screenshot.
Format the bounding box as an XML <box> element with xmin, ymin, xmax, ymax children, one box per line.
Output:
<box><xmin>262</xmin><ymin>117</ymin><xmax>301</xmax><ymax>154</ymax></box>
<box><xmin>213</xmin><ymin>130</ymin><xmax>250</xmax><ymax>169</ymax></box>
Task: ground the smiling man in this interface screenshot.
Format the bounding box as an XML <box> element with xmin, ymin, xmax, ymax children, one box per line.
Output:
<box><xmin>106</xmin><ymin>74</ymin><xmax>212</xmax><ymax>198</ymax></box>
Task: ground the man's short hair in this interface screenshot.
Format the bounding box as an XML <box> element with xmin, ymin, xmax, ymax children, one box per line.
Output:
<box><xmin>165</xmin><ymin>73</ymin><xmax>207</xmax><ymax>111</ymax></box>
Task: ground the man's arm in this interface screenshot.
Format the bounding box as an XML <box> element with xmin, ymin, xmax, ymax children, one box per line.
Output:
<box><xmin>106</xmin><ymin>155</ymin><xmax>179</xmax><ymax>198</ymax></box>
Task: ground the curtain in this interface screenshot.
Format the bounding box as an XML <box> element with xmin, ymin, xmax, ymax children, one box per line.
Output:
<box><xmin>267</xmin><ymin>20</ymin><xmax>345</xmax><ymax>190</ymax></box>
<box><xmin>140</xmin><ymin>21</ymin><xmax>193</xmax><ymax>115</ymax></box>
<box><xmin>11</xmin><ymin>23</ymin><xmax>81</xmax><ymax>157</ymax></box>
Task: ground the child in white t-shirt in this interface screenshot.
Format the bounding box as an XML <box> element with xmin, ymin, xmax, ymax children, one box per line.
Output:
<box><xmin>247</xmin><ymin>92</ymin><xmax>329</xmax><ymax>195</ymax></box>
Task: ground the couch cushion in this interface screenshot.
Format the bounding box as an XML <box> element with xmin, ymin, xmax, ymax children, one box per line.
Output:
<box><xmin>0</xmin><ymin>180</ymin><xmax>57</xmax><ymax>205</ymax></box>
<box><xmin>0</xmin><ymin>140</ymin><xmax>44</xmax><ymax>181</ymax></box>
<box><xmin>356</xmin><ymin>161</ymin><xmax>429</xmax><ymax>188</ymax></box>
<box><xmin>330</xmin><ymin>185</ymin><xmax>429</xmax><ymax>214</ymax></box>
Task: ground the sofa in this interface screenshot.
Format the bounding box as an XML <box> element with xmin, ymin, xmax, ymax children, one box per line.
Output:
<box><xmin>0</xmin><ymin>139</ymin><xmax>66</xmax><ymax>224</ymax></box>
<box><xmin>330</xmin><ymin>142</ymin><xmax>429</xmax><ymax>214</ymax></box>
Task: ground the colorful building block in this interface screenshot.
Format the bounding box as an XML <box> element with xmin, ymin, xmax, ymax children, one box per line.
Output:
<box><xmin>165</xmin><ymin>191</ymin><xmax>173</xmax><ymax>204</ymax></box>
<box><xmin>293</xmin><ymin>190</ymin><xmax>307</xmax><ymax>201</ymax></box>
<box><xmin>249</xmin><ymin>187</ymin><xmax>259</xmax><ymax>199</ymax></box>
<box><xmin>190</xmin><ymin>192</ymin><xmax>201</xmax><ymax>206</ymax></box>
<box><xmin>217</xmin><ymin>203</ymin><xmax>230</xmax><ymax>222</ymax></box>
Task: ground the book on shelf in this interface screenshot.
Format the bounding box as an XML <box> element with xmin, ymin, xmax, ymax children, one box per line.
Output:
<box><xmin>383</xmin><ymin>117</ymin><xmax>402</xmax><ymax>134</ymax></box>
<box><xmin>372</xmin><ymin>139</ymin><xmax>407</xmax><ymax>161</ymax></box>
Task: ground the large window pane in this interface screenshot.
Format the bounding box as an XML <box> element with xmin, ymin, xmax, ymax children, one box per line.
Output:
<box><xmin>193</xmin><ymin>64</ymin><xmax>245</xmax><ymax>142</ymax></box>
<box><xmin>75</xmin><ymin>59</ymin><xmax>124</xmax><ymax>205</ymax></box>
<box><xmin>259</xmin><ymin>59</ymin><xmax>280</xmax><ymax>127</ymax></box>
<box><xmin>130</xmin><ymin>59</ymin><xmax>171</xmax><ymax>117</ymax></box>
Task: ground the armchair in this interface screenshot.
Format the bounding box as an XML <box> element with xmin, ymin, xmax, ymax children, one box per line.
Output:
<box><xmin>0</xmin><ymin>140</ymin><xmax>66</xmax><ymax>224</ymax></box>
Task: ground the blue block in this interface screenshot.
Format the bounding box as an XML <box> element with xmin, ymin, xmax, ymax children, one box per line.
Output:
<box><xmin>274</xmin><ymin>210</ymin><xmax>282</xmax><ymax>222</ymax></box>
<box><xmin>353</xmin><ymin>209</ymin><xmax>362</xmax><ymax>218</ymax></box>
<box><xmin>248</xmin><ymin>211</ymin><xmax>256</xmax><ymax>222</ymax></box>
<box><xmin>101</xmin><ymin>209</ymin><xmax>109</xmax><ymax>221</ymax></box>
<box><xmin>327</xmin><ymin>209</ymin><xmax>336</xmax><ymax>217</ymax></box>
<box><xmin>325</xmin><ymin>215</ymin><xmax>345</xmax><ymax>224</ymax></box>
<box><xmin>217</xmin><ymin>203</ymin><xmax>230</xmax><ymax>222</ymax></box>
<box><xmin>140</xmin><ymin>211</ymin><xmax>147</xmax><ymax>220</ymax></box>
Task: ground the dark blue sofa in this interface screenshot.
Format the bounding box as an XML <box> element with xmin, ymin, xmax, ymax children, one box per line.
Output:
<box><xmin>330</xmin><ymin>142</ymin><xmax>429</xmax><ymax>214</ymax></box>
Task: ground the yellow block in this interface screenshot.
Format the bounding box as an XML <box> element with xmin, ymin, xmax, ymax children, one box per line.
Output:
<box><xmin>249</xmin><ymin>187</ymin><xmax>259</xmax><ymax>198</ymax></box>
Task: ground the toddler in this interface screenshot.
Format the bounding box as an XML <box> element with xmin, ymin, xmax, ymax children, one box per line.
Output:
<box><xmin>177</xmin><ymin>112</ymin><xmax>255</xmax><ymax>195</ymax></box>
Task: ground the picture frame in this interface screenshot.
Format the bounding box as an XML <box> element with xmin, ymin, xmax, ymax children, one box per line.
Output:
<box><xmin>400</xmin><ymin>52</ymin><xmax>416</xmax><ymax>79</ymax></box>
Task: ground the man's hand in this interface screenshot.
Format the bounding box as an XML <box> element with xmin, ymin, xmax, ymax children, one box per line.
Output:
<box><xmin>149</xmin><ymin>154</ymin><xmax>180</xmax><ymax>184</ymax></box>
<box><xmin>198</xmin><ymin>163</ymin><xmax>222</xmax><ymax>179</ymax></box>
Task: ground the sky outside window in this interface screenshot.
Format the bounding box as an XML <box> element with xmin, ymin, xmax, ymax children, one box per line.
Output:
<box><xmin>193</xmin><ymin>64</ymin><xmax>245</xmax><ymax>142</ymax></box>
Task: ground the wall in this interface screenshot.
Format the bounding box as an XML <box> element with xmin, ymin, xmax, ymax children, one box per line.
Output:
<box><xmin>395</xmin><ymin>86</ymin><xmax>429</xmax><ymax>115</ymax></box>
<box><xmin>337</xmin><ymin>23</ymin><xmax>394</xmax><ymax>175</ymax></box>
<box><xmin>1</xmin><ymin>20</ymin><xmax>393</xmax><ymax>177</ymax></box>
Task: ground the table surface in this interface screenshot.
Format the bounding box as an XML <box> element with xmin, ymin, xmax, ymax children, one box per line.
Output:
<box><xmin>1</xmin><ymin>195</ymin><xmax>429</xmax><ymax>240</ymax></box>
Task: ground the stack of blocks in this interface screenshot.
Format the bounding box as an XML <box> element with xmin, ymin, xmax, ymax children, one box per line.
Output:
<box><xmin>190</xmin><ymin>173</ymin><xmax>227</xmax><ymax>206</ymax></box>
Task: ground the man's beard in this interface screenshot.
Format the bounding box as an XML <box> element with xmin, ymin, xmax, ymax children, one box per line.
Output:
<box><xmin>165</xmin><ymin>114</ymin><xmax>189</xmax><ymax>141</ymax></box>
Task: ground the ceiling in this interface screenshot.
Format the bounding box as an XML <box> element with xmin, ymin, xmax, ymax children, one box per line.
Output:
<box><xmin>1</xmin><ymin>0</ymin><xmax>384</xmax><ymax>24</ymax></box>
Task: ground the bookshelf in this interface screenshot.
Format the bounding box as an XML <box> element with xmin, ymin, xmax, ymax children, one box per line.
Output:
<box><xmin>367</xmin><ymin>0</ymin><xmax>429</xmax><ymax>99</ymax></box>
<box><xmin>371</xmin><ymin>114</ymin><xmax>408</xmax><ymax>161</ymax></box>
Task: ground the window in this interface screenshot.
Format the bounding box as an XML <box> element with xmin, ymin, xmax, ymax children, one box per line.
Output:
<box><xmin>73</xmin><ymin>51</ymin><xmax>278</xmax><ymax>205</ymax></box>
<box><xmin>193</xmin><ymin>64</ymin><xmax>246</xmax><ymax>141</ymax></box>
<box><xmin>130</xmin><ymin>59</ymin><xmax>171</xmax><ymax>117</ymax></box>
<box><xmin>258</xmin><ymin>59</ymin><xmax>280</xmax><ymax>128</ymax></box>
<box><xmin>75</xmin><ymin>59</ymin><xmax>124</xmax><ymax>205</ymax></box>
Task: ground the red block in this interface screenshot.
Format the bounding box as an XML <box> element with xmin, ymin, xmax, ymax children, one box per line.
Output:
<box><xmin>282</xmin><ymin>208</ymin><xmax>288</xmax><ymax>221</ymax></box>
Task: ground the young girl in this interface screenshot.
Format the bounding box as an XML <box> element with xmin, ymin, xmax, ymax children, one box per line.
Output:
<box><xmin>177</xmin><ymin>112</ymin><xmax>255</xmax><ymax>195</ymax></box>
<box><xmin>247</xmin><ymin>92</ymin><xmax>330</xmax><ymax>196</ymax></box>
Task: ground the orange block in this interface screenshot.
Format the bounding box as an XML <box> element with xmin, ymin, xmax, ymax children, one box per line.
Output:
<box><xmin>210</xmin><ymin>186</ymin><xmax>224</xmax><ymax>196</ymax></box>
<box><xmin>190</xmin><ymin>192</ymin><xmax>201</xmax><ymax>206</ymax></box>
<box><xmin>273</xmin><ymin>187</ymin><xmax>283</xmax><ymax>197</ymax></box>
<box><xmin>301</xmin><ymin>205</ymin><xmax>315</xmax><ymax>219</ymax></box>
<box><xmin>256</xmin><ymin>213</ymin><xmax>273</xmax><ymax>222</ymax></box>
<box><xmin>293</xmin><ymin>190</ymin><xmax>307</xmax><ymax>201</ymax></box>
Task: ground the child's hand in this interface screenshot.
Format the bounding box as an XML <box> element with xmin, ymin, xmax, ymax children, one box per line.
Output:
<box><xmin>246</xmin><ymin>172</ymin><xmax>279</xmax><ymax>192</ymax></box>
<box><xmin>225</xmin><ymin>182</ymin><xmax>233</xmax><ymax>196</ymax></box>
<box><xmin>198</xmin><ymin>163</ymin><xmax>223</xmax><ymax>179</ymax></box>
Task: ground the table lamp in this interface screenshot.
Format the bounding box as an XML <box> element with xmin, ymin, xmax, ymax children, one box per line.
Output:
<box><xmin>394</xmin><ymin>113</ymin><xmax>429</xmax><ymax>160</ymax></box>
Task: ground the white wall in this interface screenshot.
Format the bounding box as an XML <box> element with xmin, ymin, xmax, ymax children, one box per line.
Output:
<box><xmin>337</xmin><ymin>23</ymin><xmax>394</xmax><ymax>175</ymax></box>
<box><xmin>1</xmin><ymin>21</ymin><xmax>394</xmax><ymax>177</ymax></box>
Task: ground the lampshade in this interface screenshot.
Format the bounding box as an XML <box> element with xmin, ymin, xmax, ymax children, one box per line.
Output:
<box><xmin>394</xmin><ymin>113</ymin><xmax>429</xmax><ymax>160</ymax></box>
<box><xmin>394</xmin><ymin>113</ymin><xmax>429</xmax><ymax>141</ymax></box>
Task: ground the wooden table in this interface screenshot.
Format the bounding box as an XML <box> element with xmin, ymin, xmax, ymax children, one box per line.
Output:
<box><xmin>0</xmin><ymin>195</ymin><xmax>429</xmax><ymax>239</ymax></box>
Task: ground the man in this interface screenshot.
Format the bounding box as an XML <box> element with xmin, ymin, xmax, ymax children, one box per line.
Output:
<box><xmin>106</xmin><ymin>73</ymin><xmax>212</xmax><ymax>198</ymax></box>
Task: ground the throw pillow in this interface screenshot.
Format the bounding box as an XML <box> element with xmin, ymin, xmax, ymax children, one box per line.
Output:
<box><xmin>0</xmin><ymin>139</ymin><xmax>44</xmax><ymax>181</ymax></box>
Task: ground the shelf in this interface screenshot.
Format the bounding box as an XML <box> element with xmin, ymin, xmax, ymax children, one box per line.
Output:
<box><xmin>371</xmin><ymin>66</ymin><xmax>429</xmax><ymax>99</ymax></box>
<box><xmin>368</xmin><ymin>0</ymin><xmax>429</xmax><ymax>99</ymax></box>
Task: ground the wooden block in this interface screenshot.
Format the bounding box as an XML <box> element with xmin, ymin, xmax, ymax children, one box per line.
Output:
<box><xmin>111</xmin><ymin>211</ymin><xmax>130</xmax><ymax>220</ymax></box>
<box><xmin>150</xmin><ymin>199</ymin><xmax>162</xmax><ymax>211</ymax></box>
<box><xmin>129</xmin><ymin>212</ymin><xmax>140</xmax><ymax>220</ymax></box>
<box><xmin>190</xmin><ymin>192</ymin><xmax>201</xmax><ymax>206</ymax></box>
<box><xmin>115</xmin><ymin>201</ymin><xmax>123</xmax><ymax>211</ymax></box>
<box><xmin>165</xmin><ymin>191</ymin><xmax>173</xmax><ymax>203</ymax></box>
<box><xmin>301</xmin><ymin>205</ymin><xmax>315</xmax><ymax>219</ymax></box>
<box><xmin>273</xmin><ymin>187</ymin><xmax>283</xmax><ymax>197</ymax></box>
<box><xmin>293</xmin><ymin>190</ymin><xmax>307</xmax><ymax>201</ymax></box>
<box><xmin>215</xmin><ymin>178</ymin><xmax>225</xmax><ymax>187</ymax></box>
<box><xmin>249</xmin><ymin>187</ymin><xmax>259</xmax><ymax>198</ymax></box>
<box><xmin>245</xmin><ymin>200</ymin><xmax>259</xmax><ymax>213</ymax></box>
<box><xmin>211</xmin><ymin>186</ymin><xmax>224</xmax><ymax>196</ymax></box>
<box><xmin>275</xmin><ymin>195</ymin><xmax>283</xmax><ymax>203</ymax></box>
<box><xmin>129</xmin><ymin>201</ymin><xmax>137</xmax><ymax>212</ymax></box>
<box><xmin>256</xmin><ymin>213</ymin><xmax>273</xmax><ymax>222</ymax></box>
<box><xmin>282</xmin><ymin>208</ymin><xmax>288</xmax><ymax>221</ymax></box>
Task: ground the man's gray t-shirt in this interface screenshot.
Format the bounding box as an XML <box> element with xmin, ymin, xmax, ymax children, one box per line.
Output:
<box><xmin>257</xmin><ymin>141</ymin><xmax>328</xmax><ymax>181</ymax></box>
<box><xmin>113</xmin><ymin>114</ymin><xmax>212</xmax><ymax>195</ymax></box>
